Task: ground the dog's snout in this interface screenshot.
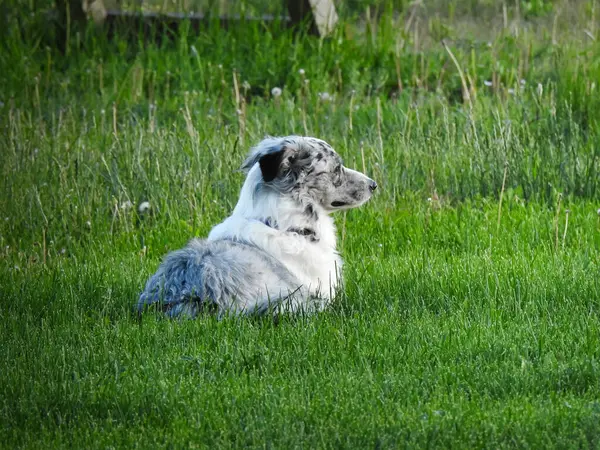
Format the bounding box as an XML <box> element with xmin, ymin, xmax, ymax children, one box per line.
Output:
<box><xmin>369</xmin><ymin>180</ymin><xmax>378</xmax><ymax>192</ymax></box>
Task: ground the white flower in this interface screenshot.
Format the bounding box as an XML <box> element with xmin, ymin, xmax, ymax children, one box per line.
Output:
<box><xmin>138</xmin><ymin>201</ymin><xmax>151</xmax><ymax>213</ymax></box>
<box><xmin>520</xmin><ymin>79</ymin><xmax>526</xmax><ymax>86</ymax></box>
<box><xmin>484</xmin><ymin>80</ymin><xmax>493</xmax><ymax>87</ymax></box>
<box><xmin>318</xmin><ymin>92</ymin><xmax>332</xmax><ymax>102</ymax></box>
<box><xmin>121</xmin><ymin>200</ymin><xmax>133</xmax><ymax>210</ymax></box>
<box><xmin>271</xmin><ymin>87</ymin><xmax>282</xmax><ymax>98</ymax></box>
<box><xmin>508</xmin><ymin>88</ymin><xmax>515</xmax><ymax>95</ymax></box>
<box><xmin>85</xmin><ymin>220</ymin><xmax>91</xmax><ymax>228</ymax></box>
<box><xmin>298</xmin><ymin>68</ymin><xmax>305</xmax><ymax>76</ymax></box>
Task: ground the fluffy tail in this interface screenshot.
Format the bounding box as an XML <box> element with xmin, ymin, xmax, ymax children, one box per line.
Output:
<box><xmin>137</xmin><ymin>244</ymin><xmax>211</xmax><ymax>318</ymax></box>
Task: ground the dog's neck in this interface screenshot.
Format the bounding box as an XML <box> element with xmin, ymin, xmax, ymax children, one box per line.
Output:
<box><xmin>221</xmin><ymin>166</ymin><xmax>336</xmax><ymax>247</ymax></box>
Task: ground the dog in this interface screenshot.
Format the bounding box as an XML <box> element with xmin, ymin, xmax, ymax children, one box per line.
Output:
<box><xmin>137</xmin><ymin>136</ymin><xmax>377</xmax><ymax>317</ymax></box>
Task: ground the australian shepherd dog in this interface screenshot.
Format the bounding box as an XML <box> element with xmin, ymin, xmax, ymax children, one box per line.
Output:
<box><xmin>138</xmin><ymin>136</ymin><xmax>377</xmax><ymax>317</ymax></box>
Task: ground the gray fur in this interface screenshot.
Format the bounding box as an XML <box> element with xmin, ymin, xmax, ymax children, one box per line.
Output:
<box><xmin>138</xmin><ymin>239</ymin><xmax>303</xmax><ymax>317</ymax></box>
<box><xmin>247</xmin><ymin>136</ymin><xmax>376</xmax><ymax>212</ymax></box>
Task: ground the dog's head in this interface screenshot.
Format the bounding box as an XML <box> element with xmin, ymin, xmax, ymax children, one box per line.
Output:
<box><xmin>242</xmin><ymin>136</ymin><xmax>377</xmax><ymax>213</ymax></box>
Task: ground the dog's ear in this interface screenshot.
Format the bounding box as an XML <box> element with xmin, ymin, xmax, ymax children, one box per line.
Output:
<box><xmin>258</xmin><ymin>150</ymin><xmax>286</xmax><ymax>182</ymax></box>
<box><xmin>241</xmin><ymin>137</ymin><xmax>296</xmax><ymax>182</ymax></box>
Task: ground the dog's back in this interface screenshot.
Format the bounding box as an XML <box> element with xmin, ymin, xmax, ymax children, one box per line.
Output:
<box><xmin>137</xmin><ymin>238</ymin><xmax>303</xmax><ymax>317</ymax></box>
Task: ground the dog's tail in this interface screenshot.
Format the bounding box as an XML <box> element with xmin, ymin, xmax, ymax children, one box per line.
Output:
<box><xmin>137</xmin><ymin>242</ymin><xmax>214</xmax><ymax>318</ymax></box>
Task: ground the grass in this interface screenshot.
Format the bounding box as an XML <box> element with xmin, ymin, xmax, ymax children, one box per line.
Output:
<box><xmin>1</xmin><ymin>0</ymin><xmax>600</xmax><ymax>447</ymax></box>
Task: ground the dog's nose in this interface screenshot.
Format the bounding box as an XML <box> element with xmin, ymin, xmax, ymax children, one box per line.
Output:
<box><xmin>369</xmin><ymin>180</ymin><xmax>378</xmax><ymax>192</ymax></box>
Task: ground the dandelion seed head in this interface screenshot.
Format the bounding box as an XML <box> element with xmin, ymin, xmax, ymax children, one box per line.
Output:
<box><xmin>484</xmin><ymin>80</ymin><xmax>493</xmax><ymax>87</ymax></box>
<box><xmin>271</xmin><ymin>87</ymin><xmax>282</xmax><ymax>98</ymax></box>
<box><xmin>298</xmin><ymin>68</ymin><xmax>305</xmax><ymax>76</ymax></box>
<box><xmin>121</xmin><ymin>200</ymin><xmax>133</xmax><ymax>210</ymax></box>
<box><xmin>318</xmin><ymin>92</ymin><xmax>332</xmax><ymax>102</ymax></box>
<box><xmin>138</xmin><ymin>201</ymin><xmax>151</xmax><ymax>213</ymax></box>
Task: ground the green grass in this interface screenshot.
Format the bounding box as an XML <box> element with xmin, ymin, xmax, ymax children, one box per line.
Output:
<box><xmin>1</xmin><ymin>1</ymin><xmax>600</xmax><ymax>448</ymax></box>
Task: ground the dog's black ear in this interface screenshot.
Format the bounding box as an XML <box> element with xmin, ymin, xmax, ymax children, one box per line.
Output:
<box><xmin>241</xmin><ymin>137</ymin><xmax>303</xmax><ymax>183</ymax></box>
<box><xmin>258</xmin><ymin>149</ymin><xmax>286</xmax><ymax>182</ymax></box>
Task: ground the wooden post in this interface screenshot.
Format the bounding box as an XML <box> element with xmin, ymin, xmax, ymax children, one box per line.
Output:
<box><xmin>287</xmin><ymin>0</ymin><xmax>338</xmax><ymax>36</ymax></box>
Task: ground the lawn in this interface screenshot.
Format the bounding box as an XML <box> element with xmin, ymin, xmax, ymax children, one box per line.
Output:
<box><xmin>1</xmin><ymin>1</ymin><xmax>600</xmax><ymax>448</ymax></box>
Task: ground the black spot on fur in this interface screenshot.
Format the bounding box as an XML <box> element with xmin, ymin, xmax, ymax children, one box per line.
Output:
<box><xmin>316</xmin><ymin>153</ymin><xmax>323</xmax><ymax>160</ymax></box>
<box><xmin>304</xmin><ymin>204</ymin><xmax>318</xmax><ymax>220</ymax></box>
